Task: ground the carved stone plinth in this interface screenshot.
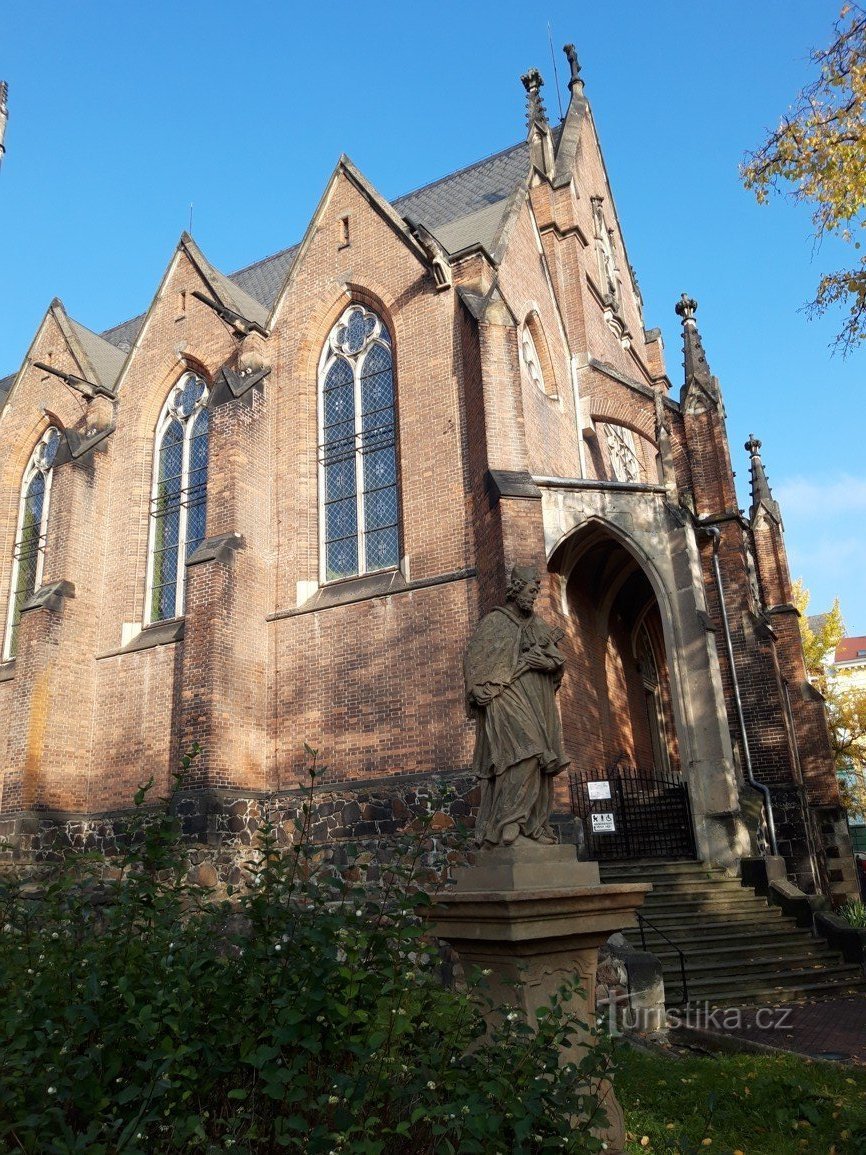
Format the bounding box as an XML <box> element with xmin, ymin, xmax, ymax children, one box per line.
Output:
<box><xmin>427</xmin><ymin>843</ymin><xmax>650</xmax><ymax>1155</ymax></box>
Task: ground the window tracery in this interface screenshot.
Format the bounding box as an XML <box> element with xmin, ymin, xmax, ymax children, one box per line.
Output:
<box><xmin>603</xmin><ymin>423</ymin><xmax>641</xmax><ymax>484</ymax></box>
<box><xmin>319</xmin><ymin>305</ymin><xmax>399</xmax><ymax>582</ymax></box>
<box><xmin>3</xmin><ymin>427</ymin><xmax>61</xmax><ymax>659</ymax></box>
<box><xmin>521</xmin><ymin>324</ymin><xmax>546</xmax><ymax>394</ymax></box>
<box><xmin>146</xmin><ymin>374</ymin><xmax>209</xmax><ymax>623</ymax></box>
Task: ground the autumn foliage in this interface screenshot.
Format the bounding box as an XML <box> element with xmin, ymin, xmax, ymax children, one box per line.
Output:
<box><xmin>742</xmin><ymin>5</ymin><xmax>866</xmax><ymax>351</ymax></box>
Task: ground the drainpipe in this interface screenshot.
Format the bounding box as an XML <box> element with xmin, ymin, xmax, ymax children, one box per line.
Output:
<box><xmin>781</xmin><ymin>676</ymin><xmax>821</xmax><ymax>890</ymax></box>
<box><xmin>701</xmin><ymin>524</ymin><xmax>779</xmax><ymax>856</ymax></box>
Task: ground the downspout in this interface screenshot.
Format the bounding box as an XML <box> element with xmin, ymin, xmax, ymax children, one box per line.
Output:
<box><xmin>701</xmin><ymin>524</ymin><xmax>779</xmax><ymax>856</ymax></box>
<box><xmin>781</xmin><ymin>676</ymin><xmax>822</xmax><ymax>890</ymax></box>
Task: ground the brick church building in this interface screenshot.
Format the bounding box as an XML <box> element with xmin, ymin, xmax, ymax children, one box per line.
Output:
<box><xmin>0</xmin><ymin>52</ymin><xmax>855</xmax><ymax>900</ymax></box>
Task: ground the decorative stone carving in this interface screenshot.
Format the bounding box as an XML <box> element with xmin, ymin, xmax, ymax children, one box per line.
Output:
<box><xmin>464</xmin><ymin>565</ymin><xmax>569</xmax><ymax>848</ymax></box>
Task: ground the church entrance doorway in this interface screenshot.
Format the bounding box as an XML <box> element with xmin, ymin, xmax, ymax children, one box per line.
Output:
<box><xmin>552</xmin><ymin>525</ymin><xmax>696</xmax><ymax>859</ymax></box>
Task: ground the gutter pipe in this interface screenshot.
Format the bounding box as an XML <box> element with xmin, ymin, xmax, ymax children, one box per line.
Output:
<box><xmin>701</xmin><ymin>523</ymin><xmax>779</xmax><ymax>856</ymax></box>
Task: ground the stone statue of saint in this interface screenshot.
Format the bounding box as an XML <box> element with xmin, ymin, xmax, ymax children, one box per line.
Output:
<box><xmin>464</xmin><ymin>565</ymin><xmax>570</xmax><ymax>848</ymax></box>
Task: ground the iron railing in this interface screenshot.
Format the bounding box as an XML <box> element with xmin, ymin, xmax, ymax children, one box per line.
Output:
<box><xmin>635</xmin><ymin>910</ymin><xmax>689</xmax><ymax>1006</ymax></box>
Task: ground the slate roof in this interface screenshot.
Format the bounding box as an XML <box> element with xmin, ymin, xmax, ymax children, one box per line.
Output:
<box><xmin>67</xmin><ymin>317</ymin><xmax>126</xmax><ymax>389</ymax></box>
<box><xmin>230</xmin><ymin>245</ymin><xmax>299</xmax><ymax>311</ymax></box>
<box><xmin>1</xmin><ymin>136</ymin><xmax>534</xmax><ymax>405</ymax></box>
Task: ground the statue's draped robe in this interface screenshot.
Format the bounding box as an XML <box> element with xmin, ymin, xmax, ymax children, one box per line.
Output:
<box><xmin>464</xmin><ymin>605</ymin><xmax>568</xmax><ymax>846</ymax></box>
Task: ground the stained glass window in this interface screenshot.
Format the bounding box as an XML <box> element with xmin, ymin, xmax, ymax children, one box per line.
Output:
<box><xmin>3</xmin><ymin>428</ymin><xmax>60</xmax><ymax>660</ymax></box>
<box><xmin>319</xmin><ymin>305</ymin><xmax>399</xmax><ymax>581</ymax></box>
<box><xmin>147</xmin><ymin>375</ymin><xmax>209</xmax><ymax>623</ymax></box>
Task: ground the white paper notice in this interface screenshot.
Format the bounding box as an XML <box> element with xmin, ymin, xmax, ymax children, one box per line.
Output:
<box><xmin>587</xmin><ymin>780</ymin><xmax>612</xmax><ymax>801</ymax></box>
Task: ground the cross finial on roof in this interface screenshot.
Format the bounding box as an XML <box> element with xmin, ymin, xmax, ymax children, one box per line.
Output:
<box><xmin>521</xmin><ymin>68</ymin><xmax>548</xmax><ymax>132</ymax></box>
<box><xmin>563</xmin><ymin>45</ymin><xmax>583</xmax><ymax>94</ymax></box>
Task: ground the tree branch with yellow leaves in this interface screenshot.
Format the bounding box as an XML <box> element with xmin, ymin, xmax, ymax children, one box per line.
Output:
<box><xmin>742</xmin><ymin>5</ymin><xmax>866</xmax><ymax>351</ymax></box>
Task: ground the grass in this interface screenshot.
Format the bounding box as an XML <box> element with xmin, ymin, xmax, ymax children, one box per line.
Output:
<box><xmin>615</xmin><ymin>1041</ymin><xmax>866</xmax><ymax>1154</ymax></box>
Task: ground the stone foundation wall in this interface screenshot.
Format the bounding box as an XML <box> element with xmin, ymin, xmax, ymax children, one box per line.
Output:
<box><xmin>1</xmin><ymin>769</ymin><xmax>573</xmax><ymax>887</ymax></box>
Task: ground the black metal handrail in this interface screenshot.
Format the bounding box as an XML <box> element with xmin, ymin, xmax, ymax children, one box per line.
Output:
<box><xmin>635</xmin><ymin>910</ymin><xmax>689</xmax><ymax>1005</ymax></box>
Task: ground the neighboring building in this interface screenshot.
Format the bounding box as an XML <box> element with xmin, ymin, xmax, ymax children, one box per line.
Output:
<box><xmin>828</xmin><ymin>636</ymin><xmax>866</xmax><ymax>853</ymax></box>
<box><xmin>831</xmin><ymin>636</ymin><xmax>866</xmax><ymax>692</ymax></box>
<box><xmin>0</xmin><ymin>54</ymin><xmax>856</xmax><ymax>900</ymax></box>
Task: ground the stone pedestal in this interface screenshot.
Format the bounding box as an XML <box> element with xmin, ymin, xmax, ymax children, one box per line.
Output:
<box><xmin>427</xmin><ymin>843</ymin><xmax>650</xmax><ymax>1155</ymax></box>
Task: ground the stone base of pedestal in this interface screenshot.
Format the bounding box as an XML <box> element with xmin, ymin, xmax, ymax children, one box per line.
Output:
<box><xmin>428</xmin><ymin>841</ymin><xmax>650</xmax><ymax>1155</ymax></box>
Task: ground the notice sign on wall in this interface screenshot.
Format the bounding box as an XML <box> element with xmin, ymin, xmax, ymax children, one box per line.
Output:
<box><xmin>591</xmin><ymin>812</ymin><xmax>616</xmax><ymax>833</ymax></box>
<box><xmin>587</xmin><ymin>780</ymin><xmax>612</xmax><ymax>801</ymax></box>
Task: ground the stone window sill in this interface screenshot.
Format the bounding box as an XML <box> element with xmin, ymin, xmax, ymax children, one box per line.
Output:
<box><xmin>0</xmin><ymin>660</ymin><xmax>15</xmax><ymax>683</ymax></box>
<box><xmin>268</xmin><ymin>566</ymin><xmax>476</xmax><ymax>620</ymax></box>
<box><xmin>96</xmin><ymin>618</ymin><xmax>185</xmax><ymax>660</ymax></box>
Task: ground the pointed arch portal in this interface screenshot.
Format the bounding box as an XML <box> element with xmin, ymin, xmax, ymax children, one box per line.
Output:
<box><xmin>551</xmin><ymin>523</ymin><xmax>698</xmax><ymax>860</ymax></box>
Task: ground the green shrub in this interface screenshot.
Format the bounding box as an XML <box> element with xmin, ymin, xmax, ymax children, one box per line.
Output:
<box><xmin>0</xmin><ymin>749</ymin><xmax>613</xmax><ymax>1153</ymax></box>
<box><xmin>840</xmin><ymin>898</ymin><xmax>866</xmax><ymax>928</ymax></box>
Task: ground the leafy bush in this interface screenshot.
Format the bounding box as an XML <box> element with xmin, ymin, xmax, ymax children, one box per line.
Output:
<box><xmin>840</xmin><ymin>898</ymin><xmax>866</xmax><ymax>928</ymax></box>
<box><xmin>0</xmin><ymin>750</ymin><xmax>614</xmax><ymax>1153</ymax></box>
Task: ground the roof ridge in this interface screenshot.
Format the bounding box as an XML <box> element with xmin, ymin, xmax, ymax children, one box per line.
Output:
<box><xmin>392</xmin><ymin>138</ymin><xmax>525</xmax><ymax>204</ymax></box>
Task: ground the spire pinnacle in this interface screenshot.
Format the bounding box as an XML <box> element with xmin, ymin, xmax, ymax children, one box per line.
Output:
<box><xmin>521</xmin><ymin>68</ymin><xmax>549</xmax><ymax>132</ymax></box>
<box><xmin>520</xmin><ymin>68</ymin><xmax>555</xmax><ymax>179</ymax></box>
<box><xmin>675</xmin><ymin>294</ymin><xmax>720</xmax><ymax>406</ymax></box>
<box><xmin>563</xmin><ymin>44</ymin><xmax>584</xmax><ymax>95</ymax></box>
<box><xmin>746</xmin><ymin>434</ymin><xmax>781</xmax><ymax>523</ymax></box>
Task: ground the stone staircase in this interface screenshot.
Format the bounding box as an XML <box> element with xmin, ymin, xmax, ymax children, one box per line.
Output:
<box><xmin>599</xmin><ymin>859</ymin><xmax>866</xmax><ymax>1006</ymax></box>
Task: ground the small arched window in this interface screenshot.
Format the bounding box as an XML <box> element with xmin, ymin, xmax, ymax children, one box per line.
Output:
<box><xmin>318</xmin><ymin>304</ymin><xmax>399</xmax><ymax>582</ymax></box>
<box><xmin>3</xmin><ymin>427</ymin><xmax>61</xmax><ymax>659</ymax></box>
<box><xmin>521</xmin><ymin>324</ymin><xmax>546</xmax><ymax>394</ymax></box>
<box><xmin>146</xmin><ymin>374</ymin><xmax>209</xmax><ymax>623</ymax></box>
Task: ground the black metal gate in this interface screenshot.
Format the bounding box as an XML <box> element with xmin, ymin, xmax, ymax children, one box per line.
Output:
<box><xmin>569</xmin><ymin>767</ymin><xmax>696</xmax><ymax>860</ymax></box>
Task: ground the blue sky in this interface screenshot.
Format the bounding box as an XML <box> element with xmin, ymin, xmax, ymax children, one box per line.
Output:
<box><xmin>2</xmin><ymin>1</ymin><xmax>862</xmax><ymax>629</ymax></box>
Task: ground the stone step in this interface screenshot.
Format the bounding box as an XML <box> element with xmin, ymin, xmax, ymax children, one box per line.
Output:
<box><xmin>647</xmin><ymin>939</ymin><xmax>831</xmax><ymax>964</ymax></box>
<box><xmin>635</xmin><ymin>910</ymin><xmax>786</xmax><ymax>931</ymax></box>
<box><xmin>682</xmin><ymin>970</ymin><xmax>866</xmax><ymax>1006</ymax></box>
<box><xmin>637</xmin><ymin>877</ymin><xmax>750</xmax><ymax>895</ymax></box>
<box><xmin>657</xmin><ymin>953</ymin><xmax>848</xmax><ymax>981</ymax></box>
<box><xmin>640</xmin><ymin>897</ymin><xmax>772</xmax><ymax>917</ymax></box>
<box><xmin>627</xmin><ymin>927</ymin><xmax>817</xmax><ymax>952</ymax></box>
<box><xmin>692</xmin><ymin>982</ymin><xmax>866</xmax><ymax>1008</ymax></box>
<box><xmin>600</xmin><ymin>861</ymin><xmax>708</xmax><ymax>877</ymax></box>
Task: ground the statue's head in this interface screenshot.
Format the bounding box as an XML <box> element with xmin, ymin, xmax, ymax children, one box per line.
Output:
<box><xmin>506</xmin><ymin>565</ymin><xmax>541</xmax><ymax>613</ymax></box>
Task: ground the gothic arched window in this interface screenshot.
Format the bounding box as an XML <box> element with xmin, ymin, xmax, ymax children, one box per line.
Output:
<box><xmin>146</xmin><ymin>374</ymin><xmax>209</xmax><ymax>624</ymax></box>
<box><xmin>3</xmin><ymin>426</ymin><xmax>61</xmax><ymax>660</ymax></box>
<box><xmin>318</xmin><ymin>305</ymin><xmax>399</xmax><ymax>582</ymax></box>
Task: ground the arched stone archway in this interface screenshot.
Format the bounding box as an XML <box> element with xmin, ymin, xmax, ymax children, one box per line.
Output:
<box><xmin>553</xmin><ymin>527</ymin><xmax>681</xmax><ymax>780</ymax></box>
<box><xmin>539</xmin><ymin>487</ymin><xmax>751</xmax><ymax>868</ymax></box>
